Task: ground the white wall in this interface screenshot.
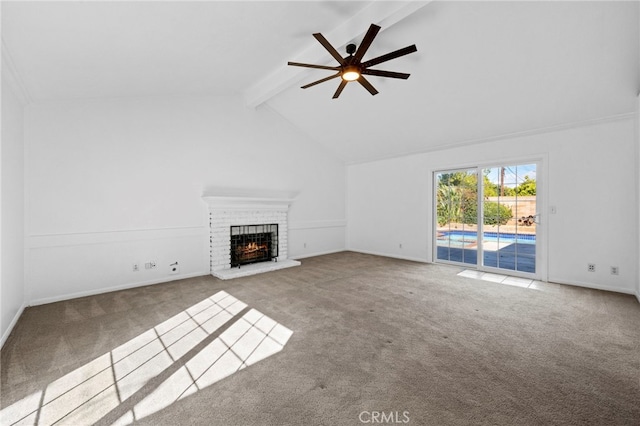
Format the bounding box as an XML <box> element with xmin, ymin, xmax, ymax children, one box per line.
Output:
<box><xmin>637</xmin><ymin>97</ymin><xmax>640</xmax><ymax>301</ymax></box>
<box><xmin>25</xmin><ymin>95</ymin><xmax>346</xmax><ymax>304</ymax></box>
<box><xmin>636</xmin><ymin>0</ymin><xmax>640</xmax><ymax>304</ymax></box>
<box><xmin>348</xmin><ymin>117</ymin><xmax>638</xmax><ymax>295</ymax></box>
<box><xmin>1</xmin><ymin>74</ymin><xmax>26</xmax><ymax>345</ymax></box>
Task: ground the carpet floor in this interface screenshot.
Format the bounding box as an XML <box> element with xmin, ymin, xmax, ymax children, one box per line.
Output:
<box><xmin>1</xmin><ymin>252</ymin><xmax>639</xmax><ymax>425</ymax></box>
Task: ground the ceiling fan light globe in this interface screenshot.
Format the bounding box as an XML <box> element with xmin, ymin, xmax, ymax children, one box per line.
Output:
<box><xmin>342</xmin><ymin>68</ymin><xmax>360</xmax><ymax>81</ymax></box>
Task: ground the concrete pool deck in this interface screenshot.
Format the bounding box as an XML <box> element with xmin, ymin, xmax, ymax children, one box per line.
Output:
<box><xmin>437</xmin><ymin>222</ymin><xmax>536</xmax><ymax>236</ymax></box>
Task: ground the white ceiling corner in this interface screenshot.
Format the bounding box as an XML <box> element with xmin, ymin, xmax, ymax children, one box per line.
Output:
<box><xmin>1</xmin><ymin>39</ymin><xmax>33</xmax><ymax>105</ymax></box>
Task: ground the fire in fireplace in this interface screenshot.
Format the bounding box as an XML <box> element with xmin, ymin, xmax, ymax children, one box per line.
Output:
<box><xmin>230</xmin><ymin>224</ymin><xmax>278</xmax><ymax>267</ymax></box>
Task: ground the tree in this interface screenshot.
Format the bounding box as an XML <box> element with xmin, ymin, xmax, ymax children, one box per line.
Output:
<box><xmin>483</xmin><ymin>173</ymin><xmax>498</xmax><ymax>197</ymax></box>
<box><xmin>515</xmin><ymin>175</ymin><xmax>536</xmax><ymax>196</ymax></box>
<box><xmin>437</xmin><ymin>171</ymin><xmax>533</xmax><ymax>227</ymax></box>
<box><xmin>437</xmin><ymin>172</ymin><xmax>477</xmax><ymax>226</ymax></box>
<box><xmin>437</xmin><ymin>185</ymin><xmax>462</xmax><ymax>226</ymax></box>
<box><xmin>483</xmin><ymin>173</ymin><xmax>515</xmax><ymax>196</ymax></box>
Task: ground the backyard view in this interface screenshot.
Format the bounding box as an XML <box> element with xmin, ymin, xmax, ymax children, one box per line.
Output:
<box><xmin>436</xmin><ymin>164</ymin><xmax>537</xmax><ymax>273</ymax></box>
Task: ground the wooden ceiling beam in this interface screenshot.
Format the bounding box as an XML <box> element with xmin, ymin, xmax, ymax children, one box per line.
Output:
<box><xmin>244</xmin><ymin>1</ymin><xmax>431</xmax><ymax>109</ymax></box>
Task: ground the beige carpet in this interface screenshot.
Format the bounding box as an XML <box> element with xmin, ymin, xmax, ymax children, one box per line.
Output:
<box><xmin>1</xmin><ymin>252</ymin><xmax>639</xmax><ymax>425</ymax></box>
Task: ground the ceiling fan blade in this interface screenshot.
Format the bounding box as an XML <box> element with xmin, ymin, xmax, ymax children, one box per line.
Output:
<box><xmin>288</xmin><ymin>62</ymin><xmax>341</xmax><ymax>71</ymax></box>
<box><xmin>361</xmin><ymin>44</ymin><xmax>417</xmax><ymax>68</ymax></box>
<box><xmin>332</xmin><ymin>80</ymin><xmax>348</xmax><ymax>99</ymax></box>
<box><xmin>357</xmin><ymin>75</ymin><xmax>379</xmax><ymax>96</ymax></box>
<box><xmin>361</xmin><ymin>69</ymin><xmax>411</xmax><ymax>79</ymax></box>
<box><xmin>301</xmin><ymin>72</ymin><xmax>341</xmax><ymax>89</ymax></box>
<box><xmin>313</xmin><ymin>33</ymin><xmax>346</xmax><ymax>65</ymax></box>
<box><xmin>353</xmin><ymin>23</ymin><xmax>381</xmax><ymax>62</ymax></box>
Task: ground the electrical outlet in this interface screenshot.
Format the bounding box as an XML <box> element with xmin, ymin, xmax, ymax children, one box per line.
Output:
<box><xmin>611</xmin><ymin>266</ymin><xmax>619</xmax><ymax>275</ymax></box>
<box><xmin>587</xmin><ymin>263</ymin><xmax>596</xmax><ymax>272</ymax></box>
<box><xmin>169</xmin><ymin>262</ymin><xmax>180</xmax><ymax>275</ymax></box>
<box><xmin>399</xmin><ymin>243</ymin><xmax>403</xmax><ymax>249</ymax></box>
<box><xmin>303</xmin><ymin>243</ymin><xmax>307</xmax><ymax>249</ymax></box>
<box><xmin>132</xmin><ymin>263</ymin><xmax>139</xmax><ymax>272</ymax></box>
<box><xmin>145</xmin><ymin>261</ymin><xmax>157</xmax><ymax>270</ymax></box>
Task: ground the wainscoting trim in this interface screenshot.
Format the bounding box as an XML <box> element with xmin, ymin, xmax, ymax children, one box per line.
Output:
<box><xmin>289</xmin><ymin>219</ymin><xmax>347</xmax><ymax>230</ymax></box>
<box><xmin>27</xmin><ymin>226</ymin><xmax>206</xmax><ymax>248</ymax></box>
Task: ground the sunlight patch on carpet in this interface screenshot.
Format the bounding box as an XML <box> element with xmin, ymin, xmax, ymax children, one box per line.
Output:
<box><xmin>457</xmin><ymin>269</ymin><xmax>536</xmax><ymax>288</ymax></box>
<box><xmin>0</xmin><ymin>291</ymin><xmax>292</xmax><ymax>426</ymax></box>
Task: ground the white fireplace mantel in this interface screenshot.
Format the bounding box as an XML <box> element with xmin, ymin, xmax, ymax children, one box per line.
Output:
<box><xmin>203</xmin><ymin>189</ymin><xmax>298</xmax><ymax>209</ymax></box>
<box><xmin>202</xmin><ymin>196</ymin><xmax>295</xmax><ymax>211</ymax></box>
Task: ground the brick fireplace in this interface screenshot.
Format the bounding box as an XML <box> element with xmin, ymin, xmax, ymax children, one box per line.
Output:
<box><xmin>203</xmin><ymin>192</ymin><xmax>300</xmax><ymax>279</ymax></box>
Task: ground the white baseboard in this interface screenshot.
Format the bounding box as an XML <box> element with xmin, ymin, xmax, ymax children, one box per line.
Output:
<box><xmin>28</xmin><ymin>272</ymin><xmax>208</xmax><ymax>306</ymax></box>
<box><xmin>1</xmin><ymin>302</ymin><xmax>26</xmax><ymax>349</ymax></box>
<box><xmin>545</xmin><ymin>277</ymin><xmax>636</xmax><ymax>296</ymax></box>
<box><xmin>346</xmin><ymin>248</ymin><xmax>428</xmax><ymax>264</ymax></box>
<box><xmin>347</xmin><ymin>250</ymin><xmax>638</xmax><ymax>298</ymax></box>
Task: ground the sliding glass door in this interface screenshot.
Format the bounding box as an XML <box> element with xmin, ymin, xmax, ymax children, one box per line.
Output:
<box><xmin>481</xmin><ymin>165</ymin><xmax>537</xmax><ymax>274</ymax></box>
<box><xmin>435</xmin><ymin>169</ymin><xmax>479</xmax><ymax>266</ymax></box>
<box><xmin>435</xmin><ymin>163</ymin><xmax>538</xmax><ymax>277</ymax></box>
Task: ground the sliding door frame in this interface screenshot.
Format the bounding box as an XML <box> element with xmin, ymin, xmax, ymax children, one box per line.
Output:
<box><xmin>432</xmin><ymin>156</ymin><xmax>547</xmax><ymax>282</ymax></box>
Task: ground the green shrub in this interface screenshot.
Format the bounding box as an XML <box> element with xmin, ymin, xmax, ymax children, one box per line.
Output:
<box><xmin>483</xmin><ymin>202</ymin><xmax>513</xmax><ymax>225</ymax></box>
<box><xmin>462</xmin><ymin>201</ymin><xmax>512</xmax><ymax>225</ymax></box>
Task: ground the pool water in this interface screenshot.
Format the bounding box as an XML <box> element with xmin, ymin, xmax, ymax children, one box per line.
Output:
<box><xmin>437</xmin><ymin>230</ymin><xmax>535</xmax><ymax>248</ymax></box>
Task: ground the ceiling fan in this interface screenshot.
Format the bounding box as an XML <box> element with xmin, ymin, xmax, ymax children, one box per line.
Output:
<box><xmin>288</xmin><ymin>23</ymin><xmax>417</xmax><ymax>99</ymax></box>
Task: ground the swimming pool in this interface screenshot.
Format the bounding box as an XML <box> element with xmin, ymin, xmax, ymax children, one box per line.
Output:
<box><xmin>437</xmin><ymin>230</ymin><xmax>535</xmax><ymax>248</ymax></box>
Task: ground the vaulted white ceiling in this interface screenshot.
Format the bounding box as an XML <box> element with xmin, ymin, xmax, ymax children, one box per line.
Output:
<box><xmin>3</xmin><ymin>1</ymin><xmax>638</xmax><ymax>164</ymax></box>
<box><xmin>1</xmin><ymin>1</ymin><xmax>369</xmax><ymax>100</ymax></box>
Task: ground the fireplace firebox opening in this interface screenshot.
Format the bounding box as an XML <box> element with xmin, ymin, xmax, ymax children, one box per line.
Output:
<box><xmin>230</xmin><ymin>224</ymin><xmax>278</xmax><ymax>268</ymax></box>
